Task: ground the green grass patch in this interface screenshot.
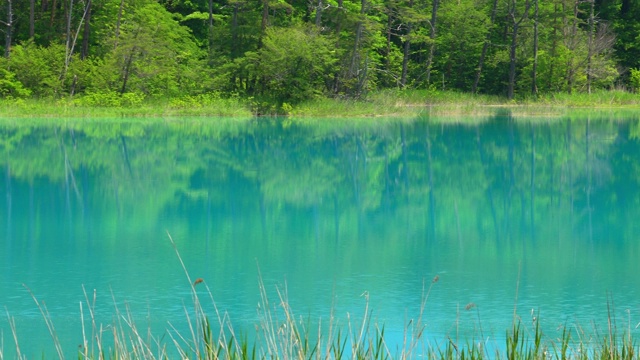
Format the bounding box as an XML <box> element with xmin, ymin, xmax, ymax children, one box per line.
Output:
<box><xmin>1</xmin><ymin>89</ymin><xmax>640</xmax><ymax>120</ymax></box>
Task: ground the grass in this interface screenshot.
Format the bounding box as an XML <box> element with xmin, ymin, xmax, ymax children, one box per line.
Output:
<box><xmin>1</xmin><ymin>89</ymin><xmax>639</xmax><ymax>120</ymax></box>
<box><xmin>1</xmin><ymin>234</ymin><xmax>639</xmax><ymax>359</ymax></box>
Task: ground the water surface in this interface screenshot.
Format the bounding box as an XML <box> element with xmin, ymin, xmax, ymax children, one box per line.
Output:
<box><xmin>2</xmin><ymin>114</ymin><xmax>640</xmax><ymax>357</ymax></box>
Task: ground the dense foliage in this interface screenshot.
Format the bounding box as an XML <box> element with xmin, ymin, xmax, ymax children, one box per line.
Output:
<box><xmin>1</xmin><ymin>0</ymin><xmax>639</xmax><ymax>107</ymax></box>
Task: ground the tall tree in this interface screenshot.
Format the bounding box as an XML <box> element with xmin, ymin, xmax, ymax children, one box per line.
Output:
<box><xmin>507</xmin><ymin>0</ymin><xmax>531</xmax><ymax>99</ymax></box>
<box><xmin>436</xmin><ymin>0</ymin><xmax>488</xmax><ymax>91</ymax></box>
<box><xmin>472</xmin><ymin>0</ymin><xmax>498</xmax><ymax>94</ymax></box>
<box><xmin>425</xmin><ymin>0</ymin><xmax>439</xmax><ymax>85</ymax></box>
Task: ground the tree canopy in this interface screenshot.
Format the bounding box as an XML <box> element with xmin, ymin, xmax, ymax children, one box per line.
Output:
<box><xmin>1</xmin><ymin>0</ymin><xmax>639</xmax><ymax>104</ymax></box>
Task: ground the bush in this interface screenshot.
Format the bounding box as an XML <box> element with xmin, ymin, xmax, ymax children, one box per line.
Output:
<box><xmin>630</xmin><ymin>69</ymin><xmax>640</xmax><ymax>93</ymax></box>
<box><xmin>0</xmin><ymin>69</ymin><xmax>31</xmax><ymax>98</ymax></box>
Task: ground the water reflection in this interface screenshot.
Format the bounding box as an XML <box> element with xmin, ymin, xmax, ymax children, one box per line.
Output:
<box><xmin>1</xmin><ymin>114</ymin><xmax>640</xmax><ymax>356</ymax></box>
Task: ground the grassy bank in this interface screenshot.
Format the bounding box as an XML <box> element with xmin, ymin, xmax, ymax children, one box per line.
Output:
<box><xmin>2</xmin><ymin>235</ymin><xmax>638</xmax><ymax>359</ymax></box>
<box><xmin>1</xmin><ymin>89</ymin><xmax>639</xmax><ymax>119</ymax></box>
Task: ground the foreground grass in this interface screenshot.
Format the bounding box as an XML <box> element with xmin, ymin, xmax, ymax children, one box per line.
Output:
<box><xmin>2</xmin><ymin>234</ymin><xmax>639</xmax><ymax>360</ymax></box>
<box><xmin>1</xmin><ymin>89</ymin><xmax>639</xmax><ymax>120</ymax></box>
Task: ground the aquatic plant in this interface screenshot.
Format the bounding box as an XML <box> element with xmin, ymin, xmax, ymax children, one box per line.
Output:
<box><xmin>1</xmin><ymin>233</ymin><xmax>639</xmax><ymax>359</ymax></box>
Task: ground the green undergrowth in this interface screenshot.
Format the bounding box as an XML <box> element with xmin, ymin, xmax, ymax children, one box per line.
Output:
<box><xmin>1</xmin><ymin>89</ymin><xmax>639</xmax><ymax>119</ymax></box>
<box><xmin>2</xmin><ymin>234</ymin><xmax>639</xmax><ymax>359</ymax></box>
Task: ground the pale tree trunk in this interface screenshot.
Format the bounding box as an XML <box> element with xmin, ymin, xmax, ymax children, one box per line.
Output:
<box><xmin>425</xmin><ymin>0</ymin><xmax>439</xmax><ymax>85</ymax></box>
<box><xmin>472</xmin><ymin>0</ymin><xmax>498</xmax><ymax>93</ymax></box>
<box><xmin>315</xmin><ymin>0</ymin><xmax>322</xmax><ymax>27</ymax></box>
<box><xmin>81</xmin><ymin>0</ymin><xmax>92</xmax><ymax>59</ymax></box>
<box><xmin>66</xmin><ymin>0</ymin><xmax>73</xmax><ymax>50</ymax></box>
<box><xmin>63</xmin><ymin>0</ymin><xmax>91</xmax><ymax>85</ymax></box>
<box><xmin>350</xmin><ymin>0</ymin><xmax>366</xmax><ymax>77</ymax></box>
<box><xmin>4</xmin><ymin>0</ymin><xmax>11</xmax><ymax>58</ymax></box>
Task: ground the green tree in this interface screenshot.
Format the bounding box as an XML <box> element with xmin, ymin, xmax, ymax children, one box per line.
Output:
<box><xmin>244</xmin><ymin>24</ymin><xmax>338</xmax><ymax>104</ymax></box>
<box><xmin>434</xmin><ymin>0</ymin><xmax>488</xmax><ymax>91</ymax></box>
<box><xmin>100</xmin><ymin>1</ymin><xmax>205</xmax><ymax>96</ymax></box>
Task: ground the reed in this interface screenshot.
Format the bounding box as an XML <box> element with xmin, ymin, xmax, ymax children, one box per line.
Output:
<box><xmin>1</xmin><ymin>235</ymin><xmax>639</xmax><ymax>359</ymax></box>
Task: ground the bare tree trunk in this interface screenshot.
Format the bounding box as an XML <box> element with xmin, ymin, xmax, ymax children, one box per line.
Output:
<box><xmin>315</xmin><ymin>0</ymin><xmax>323</xmax><ymax>27</ymax></box>
<box><xmin>507</xmin><ymin>10</ymin><xmax>518</xmax><ymax>99</ymax></box>
<box><xmin>401</xmin><ymin>24</ymin><xmax>411</xmax><ymax>87</ymax></box>
<box><xmin>425</xmin><ymin>0</ymin><xmax>439</xmax><ymax>85</ymax></box>
<box><xmin>350</xmin><ymin>0</ymin><xmax>366</xmax><ymax>77</ymax></box>
<box><xmin>81</xmin><ymin>0</ymin><xmax>92</xmax><ymax>59</ymax></box>
<box><xmin>231</xmin><ymin>4</ymin><xmax>239</xmax><ymax>57</ymax></box>
<box><xmin>4</xmin><ymin>0</ymin><xmax>11</xmax><ymax>58</ymax></box>
<box><xmin>50</xmin><ymin>0</ymin><xmax>57</xmax><ymax>27</ymax></box>
<box><xmin>121</xmin><ymin>46</ymin><xmax>137</xmax><ymax>94</ymax></box>
<box><xmin>507</xmin><ymin>0</ymin><xmax>531</xmax><ymax>100</ymax></box>
<box><xmin>208</xmin><ymin>0</ymin><xmax>214</xmax><ymax>64</ymax></box>
<box><xmin>548</xmin><ymin>1</ymin><xmax>559</xmax><ymax>91</ymax></box>
<box><xmin>472</xmin><ymin>0</ymin><xmax>498</xmax><ymax>93</ymax></box>
<box><xmin>385</xmin><ymin>8</ymin><xmax>392</xmax><ymax>83</ymax></box>
<box><xmin>65</xmin><ymin>0</ymin><xmax>73</xmax><ymax>55</ymax></box>
<box><xmin>531</xmin><ymin>0</ymin><xmax>538</xmax><ymax>95</ymax></box>
<box><xmin>62</xmin><ymin>0</ymin><xmax>90</xmax><ymax>88</ymax></box>
<box><xmin>30</xmin><ymin>0</ymin><xmax>35</xmax><ymax>39</ymax></box>
<box><xmin>261</xmin><ymin>0</ymin><xmax>269</xmax><ymax>31</ymax></box>
<box><xmin>209</xmin><ymin>0</ymin><xmax>214</xmax><ymax>29</ymax></box>
<box><xmin>566</xmin><ymin>0</ymin><xmax>578</xmax><ymax>93</ymax></box>
<box><xmin>331</xmin><ymin>0</ymin><xmax>344</xmax><ymax>93</ymax></box>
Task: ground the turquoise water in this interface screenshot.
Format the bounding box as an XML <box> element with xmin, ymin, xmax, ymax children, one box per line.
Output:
<box><xmin>1</xmin><ymin>115</ymin><xmax>640</xmax><ymax>357</ymax></box>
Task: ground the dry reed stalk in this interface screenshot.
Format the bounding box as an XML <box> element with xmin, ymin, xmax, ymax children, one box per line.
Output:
<box><xmin>22</xmin><ymin>285</ymin><xmax>64</xmax><ymax>360</ymax></box>
<box><xmin>4</xmin><ymin>308</ymin><xmax>22</xmax><ymax>360</ymax></box>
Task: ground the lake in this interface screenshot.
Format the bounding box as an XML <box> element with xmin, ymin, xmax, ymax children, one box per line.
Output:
<box><xmin>1</xmin><ymin>114</ymin><xmax>640</xmax><ymax>358</ymax></box>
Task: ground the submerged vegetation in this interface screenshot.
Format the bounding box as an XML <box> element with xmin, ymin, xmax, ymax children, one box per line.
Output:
<box><xmin>1</xmin><ymin>235</ymin><xmax>638</xmax><ymax>359</ymax></box>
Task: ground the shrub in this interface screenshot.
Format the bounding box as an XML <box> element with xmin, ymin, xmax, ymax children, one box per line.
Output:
<box><xmin>0</xmin><ymin>69</ymin><xmax>31</xmax><ymax>98</ymax></box>
<box><xmin>630</xmin><ymin>68</ymin><xmax>640</xmax><ymax>93</ymax></box>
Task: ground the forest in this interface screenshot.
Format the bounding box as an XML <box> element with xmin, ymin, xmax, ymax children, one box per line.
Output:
<box><xmin>1</xmin><ymin>0</ymin><xmax>640</xmax><ymax>107</ymax></box>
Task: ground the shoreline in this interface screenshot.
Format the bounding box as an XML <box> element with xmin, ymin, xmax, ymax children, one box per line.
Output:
<box><xmin>1</xmin><ymin>89</ymin><xmax>639</xmax><ymax>120</ymax></box>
